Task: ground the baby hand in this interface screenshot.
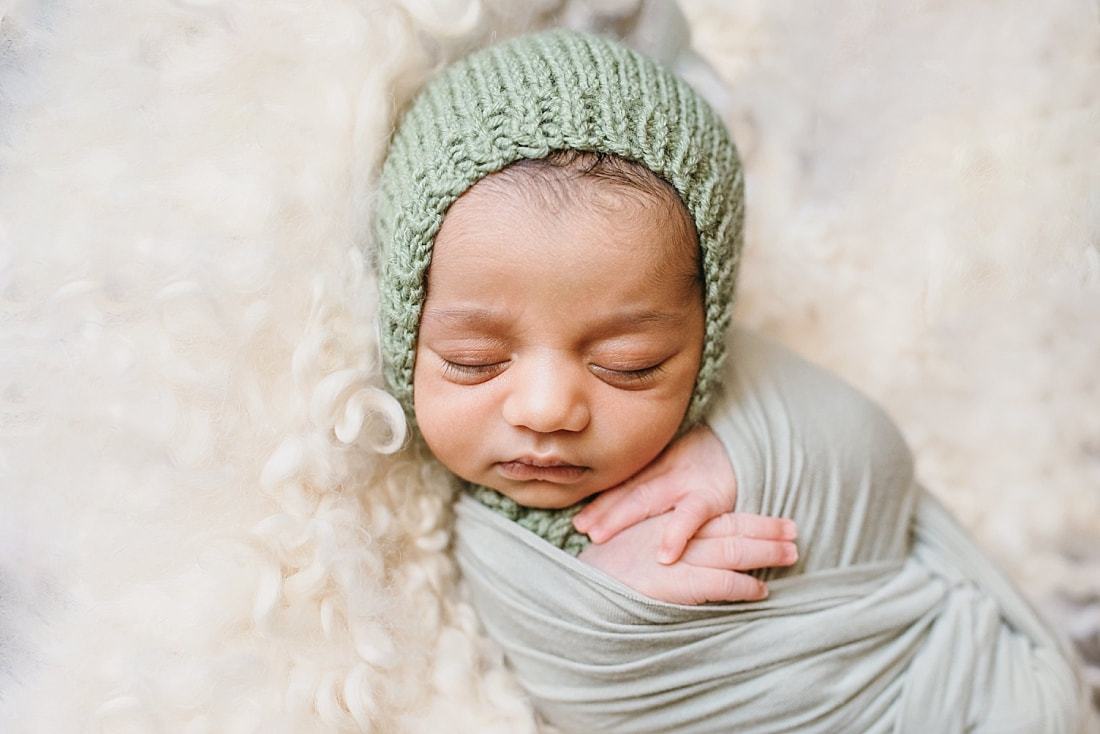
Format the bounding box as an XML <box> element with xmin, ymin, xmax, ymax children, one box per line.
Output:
<box><xmin>574</xmin><ymin>426</ymin><xmax>794</xmax><ymax>564</ymax></box>
<box><xmin>578</xmin><ymin>510</ymin><xmax>798</xmax><ymax>604</ymax></box>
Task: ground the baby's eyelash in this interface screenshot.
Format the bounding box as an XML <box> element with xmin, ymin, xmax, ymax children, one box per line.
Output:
<box><xmin>442</xmin><ymin>361</ymin><xmax>500</xmax><ymax>375</ymax></box>
<box><xmin>592</xmin><ymin>362</ymin><xmax>666</xmax><ymax>388</ymax></box>
<box><xmin>440</xmin><ymin>359</ymin><xmax>508</xmax><ymax>383</ymax></box>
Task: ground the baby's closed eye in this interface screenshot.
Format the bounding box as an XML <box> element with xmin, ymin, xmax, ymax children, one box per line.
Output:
<box><xmin>588</xmin><ymin>361</ymin><xmax>667</xmax><ymax>389</ymax></box>
<box><xmin>431</xmin><ymin>349</ymin><xmax>511</xmax><ymax>384</ymax></box>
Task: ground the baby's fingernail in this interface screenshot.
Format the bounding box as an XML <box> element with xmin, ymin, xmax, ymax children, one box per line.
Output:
<box><xmin>782</xmin><ymin>520</ymin><xmax>798</xmax><ymax>539</ymax></box>
<box><xmin>657</xmin><ymin>548</ymin><xmax>676</xmax><ymax>565</ymax></box>
<box><xmin>582</xmin><ymin>524</ymin><xmax>608</xmax><ymax>543</ymax></box>
<box><xmin>784</xmin><ymin>542</ymin><xmax>799</xmax><ymax>564</ymax></box>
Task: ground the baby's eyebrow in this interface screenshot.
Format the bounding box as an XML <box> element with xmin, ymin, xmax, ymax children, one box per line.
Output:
<box><xmin>419</xmin><ymin>306</ymin><xmax>509</xmax><ymax>332</ymax></box>
<box><xmin>587</xmin><ymin>309</ymin><xmax>691</xmax><ymax>337</ymax></box>
<box><xmin>421</xmin><ymin>306</ymin><xmax>686</xmax><ymax>334</ymax></box>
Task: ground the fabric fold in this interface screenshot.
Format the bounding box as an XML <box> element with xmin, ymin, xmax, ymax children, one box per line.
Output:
<box><xmin>455</xmin><ymin>492</ymin><xmax>1086</xmax><ymax>733</ymax></box>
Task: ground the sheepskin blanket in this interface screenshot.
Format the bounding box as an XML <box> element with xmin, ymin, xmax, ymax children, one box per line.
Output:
<box><xmin>1</xmin><ymin>0</ymin><xmax>1097</xmax><ymax>732</ymax></box>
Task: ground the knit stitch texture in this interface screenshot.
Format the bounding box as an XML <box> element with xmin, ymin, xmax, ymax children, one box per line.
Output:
<box><xmin>374</xmin><ymin>29</ymin><xmax>744</xmax><ymax>429</ymax></box>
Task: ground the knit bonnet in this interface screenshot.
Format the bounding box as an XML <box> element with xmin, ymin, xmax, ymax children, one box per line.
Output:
<box><xmin>375</xmin><ymin>29</ymin><xmax>744</xmax><ymax>428</ymax></box>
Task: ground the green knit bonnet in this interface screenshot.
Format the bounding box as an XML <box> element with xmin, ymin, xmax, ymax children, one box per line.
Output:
<box><xmin>375</xmin><ymin>29</ymin><xmax>744</xmax><ymax>429</ymax></box>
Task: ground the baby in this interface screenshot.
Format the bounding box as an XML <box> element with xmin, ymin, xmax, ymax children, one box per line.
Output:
<box><xmin>374</xmin><ymin>29</ymin><xmax>1092</xmax><ymax>734</ymax></box>
<box><xmin>376</xmin><ymin>29</ymin><xmax>796</xmax><ymax>604</ymax></box>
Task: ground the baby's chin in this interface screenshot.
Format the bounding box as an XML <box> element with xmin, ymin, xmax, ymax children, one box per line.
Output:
<box><xmin>484</xmin><ymin>478</ymin><xmax>607</xmax><ymax>510</ymax></box>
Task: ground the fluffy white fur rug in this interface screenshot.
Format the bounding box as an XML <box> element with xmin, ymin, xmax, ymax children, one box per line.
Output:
<box><xmin>1</xmin><ymin>0</ymin><xmax>1097</xmax><ymax>731</ymax></box>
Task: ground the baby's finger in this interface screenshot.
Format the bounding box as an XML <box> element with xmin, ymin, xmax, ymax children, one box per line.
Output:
<box><xmin>656</xmin><ymin>496</ymin><xmax>722</xmax><ymax>564</ymax></box>
<box><xmin>694</xmin><ymin>513</ymin><xmax>797</xmax><ymax>542</ymax></box>
<box><xmin>677</xmin><ymin>568</ymin><xmax>768</xmax><ymax>604</ymax></box>
<box><xmin>680</xmin><ymin>535</ymin><xmax>799</xmax><ymax>571</ymax></box>
<box><xmin>573</xmin><ymin>475</ymin><xmax>673</xmax><ymax>542</ymax></box>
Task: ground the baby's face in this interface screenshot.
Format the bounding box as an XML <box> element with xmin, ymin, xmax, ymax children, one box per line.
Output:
<box><xmin>412</xmin><ymin>172</ymin><xmax>704</xmax><ymax>508</ymax></box>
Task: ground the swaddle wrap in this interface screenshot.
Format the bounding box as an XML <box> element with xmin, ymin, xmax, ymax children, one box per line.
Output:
<box><xmin>455</xmin><ymin>330</ymin><xmax>1091</xmax><ymax>733</ymax></box>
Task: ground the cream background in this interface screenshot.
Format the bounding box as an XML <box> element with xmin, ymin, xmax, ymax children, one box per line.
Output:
<box><xmin>0</xmin><ymin>0</ymin><xmax>1097</xmax><ymax>730</ymax></box>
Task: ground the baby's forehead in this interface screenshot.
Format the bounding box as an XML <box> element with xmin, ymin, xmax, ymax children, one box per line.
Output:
<box><xmin>435</xmin><ymin>156</ymin><xmax>702</xmax><ymax>282</ymax></box>
<box><xmin>481</xmin><ymin>151</ymin><xmax>686</xmax><ymax>209</ymax></box>
<box><xmin>450</xmin><ymin>153</ymin><xmax>697</xmax><ymax>238</ymax></box>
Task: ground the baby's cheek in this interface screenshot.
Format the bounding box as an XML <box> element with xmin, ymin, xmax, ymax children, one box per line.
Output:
<box><xmin>415</xmin><ymin>384</ymin><xmax>485</xmax><ymax>457</ymax></box>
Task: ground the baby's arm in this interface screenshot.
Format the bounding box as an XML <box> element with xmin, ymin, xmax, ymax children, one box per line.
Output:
<box><xmin>574</xmin><ymin>426</ymin><xmax>799</xmax><ymax>604</ymax></box>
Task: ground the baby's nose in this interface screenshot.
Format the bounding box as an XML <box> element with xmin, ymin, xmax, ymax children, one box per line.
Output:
<box><xmin>501</xmin><ymin>356</ymin><xmax>590</xmax><ymax>433</ymax></box>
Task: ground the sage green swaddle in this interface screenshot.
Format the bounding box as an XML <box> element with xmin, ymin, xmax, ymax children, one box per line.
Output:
<box><xmin>454</xmin><ymin>330</ymin><xmax>1092</xmax><ymax>733</ymax></box>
